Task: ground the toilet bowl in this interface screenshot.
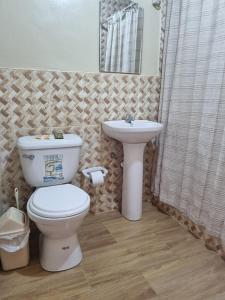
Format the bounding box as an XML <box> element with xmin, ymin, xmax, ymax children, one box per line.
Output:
<box><xmin>27</xmin><ymin>184</ymin><xmax>90</xmax><ymax>272</ymax></box>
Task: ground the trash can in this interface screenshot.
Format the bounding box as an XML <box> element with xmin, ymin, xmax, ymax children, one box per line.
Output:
<box><xmin>0</xmin><ymin>207</ymin><xmax>30</xmax><ymax>271</ymax></box>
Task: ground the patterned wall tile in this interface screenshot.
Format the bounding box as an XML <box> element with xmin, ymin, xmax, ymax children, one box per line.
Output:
<box><xmin>49</xmin><ymin>71</ymin><xmax>84</xmax><ymax>127</ymax></box>
<box><xmin>0</xmin><ymin>142</ymin><xmax>19</xmax><ymax>212</ymax></box>
<box><xmin>82</xmin><ymin>73</ymin><xmax>102</xmax><ymax>126</ymax></box>
<box><xmin>0</xmin><ymin>69</ymin><xmax>160</xmax><ymax>215</ymax></box>
<box><xmin>149</xmin><ymin>76</ymin><xmax>161</xmax><ymax>120</ymax></box>
<box><xmin>0</xmin><ymin>71</ymin><xmax>18</xmax><ymax>209</ymax></box>
<box><xmin>0</xmin><ymin>70</ymin><xmax>14</xmax><ymax>131</ymax></box>
<box><xmin>143</xmin><ymin>142</ymin><xmax>155</xmax><ymax>202</ymax></box>
<box><xmin>10</xmin><ymin>70</ymin><xmax>47</xmax><ymax>129</ymax></box>
<box><xmin>99</xmin><ymin>130</ymin><xmax>123</xmax><ymax>211</ymax></box>
<box><xmin>81</xmin><ymin>126</ymin><xmax>102</xmax><ymax>168</ymax></box>
<box><xmin>31</xmin><ymin>70</ymin><xmax>52</xmax><ymax>128</ymax></box>
<box><xmin>99</xmin><ymin>74</ymin><xmax>131</xmax><ymax>121</ymax></box>
<box><xmin>126</xmin><ymin>76</ymin><xmax>151</xmax><ymax>119</ymax></box>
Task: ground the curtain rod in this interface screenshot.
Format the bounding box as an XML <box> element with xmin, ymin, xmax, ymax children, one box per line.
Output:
<box><xmin>122</xmin><ymin>2</ymin><xmax>138</xmax><ymax>12</ymax></box>
<box><xmin>101</xmin><ymin>1</ymin><xmax>138</xmax><ymax>26</ymax></box>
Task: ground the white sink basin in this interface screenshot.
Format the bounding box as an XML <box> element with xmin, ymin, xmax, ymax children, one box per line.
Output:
<box><xmin>102</xmin><ymin>120</ymin><xmax>163</xmax><ymax>143</ymax></box>
<box><xmin>102</xmin><ymin>119</ymin><xmax>163</xmax><ymax>221</ymax></box>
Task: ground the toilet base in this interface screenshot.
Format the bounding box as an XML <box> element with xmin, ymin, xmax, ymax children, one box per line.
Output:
<box><xmin>39</xmin><ymin>233</ymin><xmax>83</xmax><ymax>272</ymax></box>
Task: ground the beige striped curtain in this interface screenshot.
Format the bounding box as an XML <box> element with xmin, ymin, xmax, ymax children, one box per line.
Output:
<box><xmin>153</xmin><ymin>0</ymin><xmax>225</xmax><ymax>243</ymax></box>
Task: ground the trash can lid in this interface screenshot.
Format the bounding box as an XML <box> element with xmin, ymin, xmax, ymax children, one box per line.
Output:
<box><xmin>0</xmin><ymin>207</ymin><xmax>27</xmax><ymax>237</ymax></box>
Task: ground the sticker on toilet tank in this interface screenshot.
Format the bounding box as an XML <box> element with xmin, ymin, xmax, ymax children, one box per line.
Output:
<box><xmin>43</xmin><ymin>154</ymin><xmax>64</xmax><ymax>183</ymax></box>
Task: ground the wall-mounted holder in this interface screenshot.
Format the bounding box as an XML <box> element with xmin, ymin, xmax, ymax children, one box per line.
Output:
<box><xmin>82</xmin><ymin>167</ymin><xmax>108</xmax><ymax>186</ymax></box>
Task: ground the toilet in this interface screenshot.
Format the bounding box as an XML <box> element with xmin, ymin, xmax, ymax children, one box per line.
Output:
<box><xmin>17</xmin><ymin>134</ymin><xmax>90</xmax><ymax>272</ymax></box>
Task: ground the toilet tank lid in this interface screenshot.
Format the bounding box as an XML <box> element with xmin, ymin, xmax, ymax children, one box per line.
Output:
<box><xmin>17</xmin><ymin>134</ymin><xmax>83</xmax><ymax>150</ymax></box>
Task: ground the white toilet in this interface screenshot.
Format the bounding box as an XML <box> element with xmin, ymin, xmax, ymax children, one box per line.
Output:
<box><xmin>17</xmin><ymin>134</ymin><xmax>90</xmax><ymax>272</ymax></box>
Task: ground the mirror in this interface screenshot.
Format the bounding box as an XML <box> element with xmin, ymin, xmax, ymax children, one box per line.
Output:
<box><xmin>99</xmin><ymin>0</ymin><xmax>144</xmax><ymax>74</ymax></box>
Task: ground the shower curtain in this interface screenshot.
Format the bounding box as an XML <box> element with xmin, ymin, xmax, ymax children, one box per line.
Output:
<box><xmin>154</xmin><ymin>0</ymin><xmax>225</xmax><ymax>243</ymax></box>
<box><xmin>104</xmin><ymin>7</ymin><xmax>143</xmax><ymax>73</ymax></box>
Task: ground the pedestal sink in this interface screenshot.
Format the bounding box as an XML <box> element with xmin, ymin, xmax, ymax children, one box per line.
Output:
<box><xmin>102</xmin><ymin>120</ymin><xmax>163</xmax><ymax>221</ymax></box>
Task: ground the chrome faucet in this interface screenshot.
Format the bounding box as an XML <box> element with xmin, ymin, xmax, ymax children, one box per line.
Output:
<box><xmin>125</xmin><ymin>114</ymin><xmax>135</xmax><ymax>124</ymax></box>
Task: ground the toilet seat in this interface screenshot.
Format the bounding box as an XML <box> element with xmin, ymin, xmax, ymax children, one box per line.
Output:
<box><xmin>29</xmin><ymin>184</ymin><xmax>90</xmax><ymax>218</ymax></box>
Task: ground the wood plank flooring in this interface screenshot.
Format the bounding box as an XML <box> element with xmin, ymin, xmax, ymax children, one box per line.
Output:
<box><xmin>1</xmin><ymin>203</ymin><xmax>225</xmax><ymax>300</ymax></box>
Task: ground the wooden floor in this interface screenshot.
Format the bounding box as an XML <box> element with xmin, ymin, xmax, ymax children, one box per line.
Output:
<box><xmin>1</xmin><ymin>203</ymin><xmax>225</xmax><ymax>300</ymax></box>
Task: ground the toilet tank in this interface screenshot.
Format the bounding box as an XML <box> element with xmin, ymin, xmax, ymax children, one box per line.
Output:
<box><xmin>17</xmin><ymin>134</ymin><xmax>83</xmax><ymax>187</ymax></box>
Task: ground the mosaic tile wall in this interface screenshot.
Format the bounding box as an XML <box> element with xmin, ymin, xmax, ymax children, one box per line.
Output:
<box><xmin>0</xmin><ymin>69</ymin><xmax>160</xmax><ymax>214</ymax></box>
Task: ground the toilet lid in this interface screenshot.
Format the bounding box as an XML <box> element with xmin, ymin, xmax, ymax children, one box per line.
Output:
<box><xmin>29</xmin><ymin>184</ymin><xmax>90</xmax><ymax>218</ymax></box>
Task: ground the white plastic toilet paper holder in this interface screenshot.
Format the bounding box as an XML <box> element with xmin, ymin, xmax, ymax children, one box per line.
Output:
<box><xmin>82</xmin><ymin>167</ymin><xmax>108</xmax><ymax>179</ymax></box>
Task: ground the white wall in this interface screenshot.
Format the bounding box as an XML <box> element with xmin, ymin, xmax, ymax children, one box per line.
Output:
<box><xmin>0</xmin><ymin>0</ymin><xmax>160</xmax><ymax>75</ymax></box>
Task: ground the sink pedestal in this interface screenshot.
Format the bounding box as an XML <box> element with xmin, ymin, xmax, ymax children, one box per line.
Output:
<box><xmin>122</xmin><ymin>143</ymin><xmax>146</xmax><ymax>221</ymax></box>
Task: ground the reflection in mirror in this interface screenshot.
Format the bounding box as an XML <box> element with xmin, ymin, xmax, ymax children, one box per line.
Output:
<box><xmin>100</xmin><ymin>0</ymin><xmax>144</xmax><ymax>74</ymax></box>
